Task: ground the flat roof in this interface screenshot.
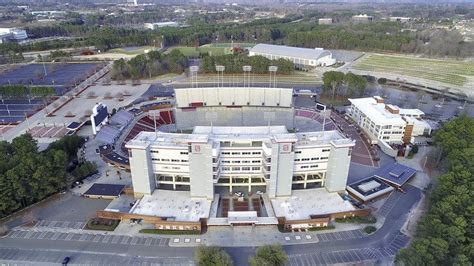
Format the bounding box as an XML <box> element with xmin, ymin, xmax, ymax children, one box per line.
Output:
<box><xmin>349</xmin><ymin>96</ymin><xmax>426</xmax><ymax>126</ymax></box>
<box><xmin>130</xmin><ymin>190</ymin><xmax>211</xmax><ymax>222</ymax></box>
<box><xmin>374</xmin><ymin>162</ymin><xmax>417</xmax><ymax>187</ymax></box>
<box><xmin>83</xmin><ymin>183</ymin><xmax>125</xmax><ymax>197</ymax></box>
<box><xmin>271</xmin><ymin>188</ymin><xmax>356</xmax><ymax>220</ymax></box>
<box><xmin>126</xmin><ymin>127</ymin><xmax>353</xmax><ymax>150</ymax></box>
<box><xmin>347</xmin><ymin>176</ymin><xmax>394</xmax><ymax>202</ymax></box>
<box><xmin>250</xmin><ymin>44</ymin><xmax>332</xmax><ymax>61</ymax></box>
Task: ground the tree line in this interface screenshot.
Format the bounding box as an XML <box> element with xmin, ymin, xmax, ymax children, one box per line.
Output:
<box><xmin>0</xmin><ymin>85</ymin><xmax>56</xmax><ymax>98</ymax></box>
<box><xmin>0</xmin><ymin>135</ymin><xmax>85</xmax><ymax>218</ymax></box>
<box><xmin>201</xmin><ymin>54</ymin><xmax>294</xmax><ymax>74</ymax></box>
<box><xmin>111</xmin><ymin>50</ymin><xmax>188</xmax><ymax>80</ymax></box>
<box><xmin>396</xmin><ymin>116</ymin><xmax>474</xmax><ymax>265</ymax></box>
<box><xmin>322</xmin><ymin>71</ymin><xmax>368</xmax><ymax>98</ymax></box>
<box><xmin>195</xmin><ymin>244</ymin><xmax>288</xmax><ymax>266</ymax></box>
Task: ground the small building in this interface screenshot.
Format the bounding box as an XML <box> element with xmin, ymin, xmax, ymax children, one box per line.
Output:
<box><xmin>318</xmin><ymin>18</ymin><xmax>333</xmax><ymax>25</ymax></box>
<box><xmin>83</xmin><ymin>183</ymin><xmax>126</xmax><ymax>200</ymax></box>
<box><xmin>352</xmin><ymin>14</ymin><xmax>374</xmax><ymax>23</ymax></box>
<box><xmin>347</xmin><ymin>176</ymin><xmax>394</xmax><ymax>203</ymax></box>
<box><xmin>90</xmin><ymin>103</ymin><xmax>109</xmax><ymax>135</ymax></box>
<box><xmin>144</xmin><ymin>22</ymin><xmax>179</xmax><ymax>30</ymax></box>
<box><xmin>249</xmin><ymin>44</ymin><xmax>336</xmax><ymax>68</ymax></box>
<box><xmin>389</xmin><ymin>17</ymin><xmax>412</xmax><ymax>23</ymax></box>
<box><xmin>0</xmin><ymin>28</ymin><xmax>27</xmax><ymax>43</ymax></box>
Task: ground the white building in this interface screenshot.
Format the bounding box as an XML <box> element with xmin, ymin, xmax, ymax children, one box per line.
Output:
<box><xmin>90</xmin><ymin>103</ymin><xmax>109</xmax><ymax>135</ymax></box>
<box><xmin>125</xmin><ymin>126</ymin><xmax>354</xmax><ymax>200</ymax></box>
<box><xmin>352</xmin><ymin>14</ymin><xmax>374</xmax><ymax>23</ymax></box>
<box><xmin>318</xmin><ymin>18</ymin><xmax>333</xmax><ymax>25</ymax></box>
<box><xmin>389</xmin><ymin>17</ymin><xmax>412</xmax><ymax>23</ymax></box>
<box><xmin>347</xmin><ymin>96</ymin><xmax>431</xmax><ymax>144</ymax></box>
<box><xmin>249</xmin><ymin>44</ymin><xmax>336</xmax><ymax>68</ymax></box>
<box><xmin>144</xmin><ymin>22</ymin><xmax>179</xmax><ymax>30</ymax></box>
<box><xmin>0</xmin><ymin>28</ymin><xmax>27</xmax><ymax>43</ymax></box>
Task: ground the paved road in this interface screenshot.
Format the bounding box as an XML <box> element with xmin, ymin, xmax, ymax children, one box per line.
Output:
<box><xmin>0</xmin><ymin>186</ymin><xmax>422</xmax><ymax>265</ymax></box>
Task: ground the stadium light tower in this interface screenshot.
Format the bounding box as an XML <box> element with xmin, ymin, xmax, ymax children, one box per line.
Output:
<box><xmin>315</xmin><ymin>103</ymin><xmax>327</xmax><ymax>132</ymax></box>
<box><xmin>190</xmin><ymin>66</ymin><xmax>199</xmax><ymax>88</ymax></box>
<box><xmin>215</xmin><ymin>65</ymin><xmax>225</xmax><ymax>88</ymax></box>
<box><xmin>243</xmin><ymin>65</ymin><xmax>252</xmax><ymax>87</ymax></box>
<box><xmin>268</xmin><ymin>66</ymin><xmax>278</xmax><ymax>88</ymax></box>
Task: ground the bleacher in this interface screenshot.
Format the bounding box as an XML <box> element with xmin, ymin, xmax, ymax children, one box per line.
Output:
<box><xmin>121</xmin><ymin>110</ymin><xmax>175</xmax><ymax>154</ymax></box>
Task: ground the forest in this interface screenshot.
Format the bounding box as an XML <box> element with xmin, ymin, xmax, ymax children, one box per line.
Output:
<box><xmin>111</xmin><ymin>50</ymin><xmax>188</xmax><ymax>80</ymax></box>
<box><xmin>396</xmin><ymin>116</ymin><xmax>474</xmax><ymax>265</ymax></box>
<box><xmin>0</xmin><ymin>135</ymin><xmax>86</xmax><ymax>218</ymax></box>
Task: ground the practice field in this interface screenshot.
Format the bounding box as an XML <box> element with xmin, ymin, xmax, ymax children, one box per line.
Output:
<box><xmin>352</xmin><ymin>54</ymin><xmax>474</xmax><ymax>87</ymax></box>
<box><xmin>169</xmin><ymin>45</ymin><xmax>232</xmax><ymax>57</ymax></box>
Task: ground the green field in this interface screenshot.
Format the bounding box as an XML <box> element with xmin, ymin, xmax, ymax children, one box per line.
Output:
<box><xmin>169</xmin><ymin>45</ymin><xmax>232</xmax><ymax>57</ymax></box>
<box><xmin>209</xmin><ymin>42</ymin><xmax>257</xmax><ymax>48</ymax></box>
<box><xmin>352</xmin><ymin>54</ymin><xmax>474</xmax><ymax>87</ymax></box>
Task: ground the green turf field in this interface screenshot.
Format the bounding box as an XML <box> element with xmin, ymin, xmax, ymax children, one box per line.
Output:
<box><xmin>352</xmin><ymin>54</ymin><xmax>474</xmax><ymax>87</ymax></box>
<box><xmin>170</xmin><ymin>46</ymin><xmax>232</xmax><ymax>57</ymax></box>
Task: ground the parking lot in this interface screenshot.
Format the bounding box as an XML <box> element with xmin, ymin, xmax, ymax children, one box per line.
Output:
<box><xmin>7</xmin><ymin>229</ymin><xmax>170</xmax><ymax>247</ymax></box>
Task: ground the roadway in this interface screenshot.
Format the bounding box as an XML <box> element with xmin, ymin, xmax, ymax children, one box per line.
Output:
<box><xmin>0</xmin><ymin>185</ymin><xmax>422</xmax><ymax>265</ymax></box>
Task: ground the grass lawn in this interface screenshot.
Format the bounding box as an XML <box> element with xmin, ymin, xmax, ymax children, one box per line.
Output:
<box><xmin>139</xmin><ymin>229</ymin><xmax>201</xmax><ymax>235</ymax></box>
<box><xmin>169</xmin><ymin>46</ymin><xmax>232</xmax><ymax>57</ymax></box>
<box><xmin>85</xmin><ymin>218</ymin><xmax>120</xmax><ymax>231</ymax></box>
<box><xmin>352</xmin><ymin>54</ymin><xmax>474</xmax><ymax>87</ymax></box>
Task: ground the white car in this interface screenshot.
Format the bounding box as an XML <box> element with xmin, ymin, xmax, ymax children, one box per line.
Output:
<box><xmin>256</xmin><ymin>191</ymin><xmax>264</xmax><ymax>195</ymax></box>
<box><xmin>234</xmin><ymin>191</ymin><xmax>243</xmax><ymax>197</ymax></box>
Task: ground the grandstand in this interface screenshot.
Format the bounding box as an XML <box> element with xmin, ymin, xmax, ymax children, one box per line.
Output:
<box><xmin>121</xmin><ymin>110</ymin><xmax>174</xmax><ymax>153</ymax></box>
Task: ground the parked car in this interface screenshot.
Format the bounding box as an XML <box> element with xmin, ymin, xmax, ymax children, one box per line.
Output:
<box><xmin>256</xmin><ymin>191</ymin><xmax>264</xmax><ymax>195</ymax></box>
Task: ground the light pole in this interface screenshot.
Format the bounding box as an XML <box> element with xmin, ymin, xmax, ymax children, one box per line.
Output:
<box><xmin>268</xmin><ymin>66</ymin><xmax>278</xmax><ymax>88</ymax></box>
<box><xmin>315</xmin><ymin>103</ymin><xmax>327</xmax><ymax>131</ymax></box>
<box><xmin>215</xmin><ymin>65</ymin><xmax>225</xmax><ymax>88</ymax></box>
<box><xmin>243</xmin><ymin>65</ymin><xmax>252</xmax><ymax>87</ymax></box>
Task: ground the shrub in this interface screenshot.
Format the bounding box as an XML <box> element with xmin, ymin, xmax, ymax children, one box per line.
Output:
<box><xmin>364</xmin><ymin>226</ymin><xmax>377</xmax><ymax>234</ymax></box>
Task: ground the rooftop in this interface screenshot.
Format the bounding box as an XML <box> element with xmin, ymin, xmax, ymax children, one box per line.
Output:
<box><xmin>374</xmin><ymin>162</ymin><xmax>417</xmax><ymax>187</ymax></box>
<box><xmin>271</xmin><ymin>188</ymin><xmax>356</xmax><ymax>220</ymax></box>
<box><xmin>347</xmin><ymin>176</ymin><xmax>394</xmax><ymax>202</ymax></box>
<box><xmin>130</xmin><ymin>190</ymin><xmax>211</xmax><ymax>222</ymax></box>
<box><xmin>126</xmin><ymin>127</ymin><xmax>353</xmax><ymax>149</ymax></box>
<box><xmin>349</xmin><ymin>97</ymin><xmax>425</xmax><ymax>125</ymax></box>
<box><xmin>83</xmin><ymin>183</ymin><xmax>125</xmax><ymax>198</ymax></box>
<box><xmin>250</xmin><ymin>44</ymin><xmax>332</xmax><ymax>61</ymax></box>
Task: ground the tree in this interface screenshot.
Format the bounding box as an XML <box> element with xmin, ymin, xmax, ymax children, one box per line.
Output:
<box><xmin>195</xmin><ymin>246</ymin><xmax>233</xmax><ymax>266</ymax></box>
<box><xmin>322</xmin><ymin>71</ymin><xmax>345</xmax><ymax>99</ymax></box>
<box><xmin>249</xmin><ymin>245</ymin><xmax>288</xmax><ymax>266</ymax></box>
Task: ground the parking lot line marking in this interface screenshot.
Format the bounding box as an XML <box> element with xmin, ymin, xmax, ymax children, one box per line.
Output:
<box><xmin>79</xmin><ymin>234</ymin><xmax>88</xmax><ymax>241</ymax></box>
<box><xmin>121</xmin><ymin>236</ymin><xmax>131</xmax><ymax>244</ymax></box>
<box><xmin>44</xmin><ymin>232</ymin><xmax>54</xmax><ymax>240</ymax></box>
<box><xmin>130</xmin><ymin>237</ymin><xmax>139</xmax><ymax>245</ymax></box>
<box><xmin>102</xmin><ymin>235</ymin><xmax>112</xmax><ymax>243</ymax></box>
<box><xmin>58</xmin><ymin>233</ymin><xmax>68</xmax><ymax>240</ymax></box>
<box><xmin>10</xmin><ymin>231</ymin><xmax>20</xmax><ymax>238</ymax></box>
<box><xmin>92</xmin><ymin>234</ymin><xmax>102</xmax><ymax>242</ymax></box>
<box><xmin>111</xmin><ymin>235</ymin><xmax>121</xmax><ymax>244</ymax></box>
<box><xmin>65</xmin><ymin>233</ymin><xmax>74</xmax><ymax>241</ymax></box>
<box><xmin>145</xmin><ymin>238</ymin><xmax>153</xmax><ymax>245</ymax></box>
<box><xmin>335</xmin><ymin>232</ymin><xmax>342</xmax><ymax>240</ymax></box>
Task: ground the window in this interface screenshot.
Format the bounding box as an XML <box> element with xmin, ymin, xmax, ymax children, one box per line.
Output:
<box><xmin>152</xmin><ymin>158</ymin><xmax>160</xmax><ymax>161</ymax></box>
<box><xmin>221</xmin><ymin>152</ymin><xmax>230</xmax><ymax>155</ymax></box>
<box><xmin>302</xmin><ymin>158</ymin><xmax>310</xmax><ymax>161</ymax></box>
<box><xmin>242</xmin><ymin>152</ymin><xmax>251</xmax><ymax>155</ymax></box>
<box><xmin>311</xmin><ymin>157</ymin><xmax>319</xmax><ymax>161</ymax></box>
<box><xmin>232</xmin><ymin>167</ymin><xmax>240</xmax><ymax>171</ymax></box>
<box><xmin>295</xmin><ymin>151</ymin><xmax>302</xmax><ymax>154</ymax></box>
<box><xmin>222</xmin><ymin>160</ymin><xmax>230</xmax><ymax>163</ymax></box>
<box><xmin>242</xmin><ymin>160</ymin><xmax>250</xmax><ymax>163</ymax></box>
<box><xmin>161</xmin><ymin>159</ymin><xmax>170</xmax><ymax>162</ymax></box>
<box><xmin>180</xmin><ymin>152</ymin><xmax>188</xmax><ymax>155</ymax></box>
<box><xmin>294</xmin><ymin>159</ymin><xmax>300</xmax><ymax>162</ymax></box>
<box><xmin>301</xmin><ymin>166</ymin><xmax>309</xmax><ymax>169</ymax></box>
<box><xmin>252</xmin><ymin>160</ymin><xmax>261</xmax><ymax>163</ymax></box>
<box><xmin>171</xmin><ymin>159</ymin><xmax>179</xmax><ymax>162</ymax></box>
<box><xmin>252</xmin><ymin>152</ymin><xmax>261</xmax><ymax>155</ymax></box>
<box><xmin>242</xmin><ymin>167</ymin><xmax>250</xmax><ymax>171</ymax></box>
<box><xmin>232</xmin><ymin>160</ymin><xmax>241</xmax><ymax>163</ymax></box>
<box><xmin>310</xmin><ymin>165</ymin><xmax>318</xmax><ymax>168</ymax></box>
<box><xmin>231</xmin><ymin>152</ymin><xmax>240</xmax><ymax>155</ymax></box>
<box><xmin>252</xmin><ymin>167</ymin><xmax>260</xmax><ymax>171</ymax></box>
<box><xmin>172</xmin><ymin>167</ymin><xmax>180</xmax><ymax>170</ymax></box>
<box><xmin>181</xmin><ymin>160</ymin><xmax>188</xmax><ymax>163</ymax></box>
<box><xmin>151</xmin><ymin>150</ymin><xmax>159</xmax><ymax>154</ymax></box>
<box><xmin>223</xmin><ymin>167</ymin><xmax>230</xmax><ymax>171</ymax></box>
<box><xmin>320</xmin><ymin>157</ymin><xmax>328</xmax><ymax>160</ymax></box>
<box><xmin>322</xmin><ymin>149</ymin><xmax>330</xmax><ymax>152</ymax></box>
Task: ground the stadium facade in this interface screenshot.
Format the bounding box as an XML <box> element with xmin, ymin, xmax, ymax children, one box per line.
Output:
<box><xmin>126</xmin><ymin>126</ymin><xmax>354</xmax><ymax>199</ymax></box>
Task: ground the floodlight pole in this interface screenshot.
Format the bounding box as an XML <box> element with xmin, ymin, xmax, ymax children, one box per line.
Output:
<box><xmin>243</xmin><ymin>65</ymin><xmax>252</xmax><ymax>87</ymax></box>
<box><xmin>215</xmin><ymin>65</ymin><xmax>225</xmax><ymax>88</ymax></box>
<box><xmin>268</xmin><ymin>66</ymin><xmax>278</xmax><ymax>88</ymax></box>
<box><xmin>190</xmin><ymin>66</ymin><xmax>199</xmax><ymax>88</ymax></box>
<box><xmin>315</xmin><ymin>103</ymin><xmax>327</xmax><ymax>132</ymax></box>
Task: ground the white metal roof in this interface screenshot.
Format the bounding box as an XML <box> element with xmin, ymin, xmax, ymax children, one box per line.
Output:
<box><xmin>250</xmin><ymin>44</ymin><xmax>332</xmax><ymax>61</ymax></box>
